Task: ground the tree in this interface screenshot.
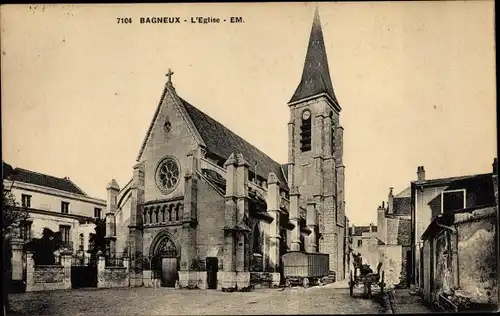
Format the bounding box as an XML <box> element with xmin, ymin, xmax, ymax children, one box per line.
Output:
<box><xmin>24</xmin><ymin>228</ymin><xmax>63</xmax><ymax>265</ymax></box>
<box><xmin>2</xmin><ymin>190</ymin><xmax>28</xmax><ymax>240</ymax></box>
<box><xmin>2</xmin><ymin>164</ymin><xmax>29</xmax><ymax>315</ymax></box>
<box><xmin>88</xmin><ymin>218</ymin><xmax>107</xmax><ymax>260</ymax></box>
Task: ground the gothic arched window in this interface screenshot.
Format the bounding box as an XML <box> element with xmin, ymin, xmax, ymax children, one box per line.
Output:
<box><xmin>252</xmin><ymin>224</ymin><xmax>262</xmax><ymax>255</ymax></box>
<box><xmin>79</xmin><ymin>233</ymin><xmax>84</xmax><ymax>251</ymax></box>
<box><xmin>168</xmin><ymin>205</ymin><xmax>173</xmax><ymax>222</ymax></box>
<box><xmin>300</xmin><ymin>109</ymin><xmax>312</xmax><ymax>152</ymax></box>
<box><xmin>156</xmin><ymin>238</ymin><xmax>178</xmax><ymax>258</ymax></box>
<box><xmin>161</xmin><ymin>207</ymin><xmax>166</xmax><ymax>222</ymax></box>
<box><xmin>176</xmin><ymin>204</ymin><xmax>183</xmax><ymax>221</ymax></box>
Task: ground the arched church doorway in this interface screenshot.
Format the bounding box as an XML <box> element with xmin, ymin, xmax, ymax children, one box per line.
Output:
<box><xmin>151</xmin><ymin>233</ymin><xmax>180</xmax><ymax>287</ymax></box>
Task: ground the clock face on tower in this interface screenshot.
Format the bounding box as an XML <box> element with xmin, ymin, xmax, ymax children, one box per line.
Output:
<box><xmin>302</xmin><ymin>110</ymin><xmax>311</xmax><ymax>120</ymax></box>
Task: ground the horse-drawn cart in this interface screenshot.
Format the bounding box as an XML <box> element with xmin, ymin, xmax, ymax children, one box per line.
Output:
<box><xmin>349</xmin><ymin>258</ymin><xmax>385</xmax><ymax>298</ymax></box>
<box><xmin>282</xmin><ymin>251</ymin><xmax>329</xmax><ymax>288</ymax></box>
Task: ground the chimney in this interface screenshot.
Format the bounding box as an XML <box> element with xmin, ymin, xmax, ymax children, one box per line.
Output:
<box><xmin>417</xmin><ymin>166</ymin><xmax>425</xmax><ymax>182</ymax></box>
<box><xmin>388</xmin><ymin>187</ymin><xmax>394</xmax><ymax>214</ymax></box>
<box><xmin>382</xmin><ymin>201</ymin><xmax>385</xmax><ymax>209</ymax></box>
<box><xmin>377</xmin><ymin>203</ymin><xmax>386</xmax><ymax>244</ymax></box>
<box><xmin>351</xmin><ymin>224</ymin><xmax>356</xmax><ymax>235</ymax></box>
<box><xmin>369</xmin><ymin>222</ymin><xmax>373</xmax><ymax>232</ymax></box>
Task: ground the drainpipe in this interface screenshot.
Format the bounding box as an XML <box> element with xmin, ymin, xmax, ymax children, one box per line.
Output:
<box><xmin>436</xmin><ymin>217</ymin><xmax>459</xmax><ymax>290</ymax></box>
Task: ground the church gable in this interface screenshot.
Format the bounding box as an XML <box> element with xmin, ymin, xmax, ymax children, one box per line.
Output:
<box><xmin>180</xmin><ymin>98</ymin><xmax>289</xmax><ymax>191</ymax></box>
<box><xmin>138</xmin><ymin>82</ymin><xmax>205</xmax><ymax>202</ymax></box>
<box><xmin>137</xmin><ymin>82</ymin><xmax>204</xmax><ymax>162</ymax></box>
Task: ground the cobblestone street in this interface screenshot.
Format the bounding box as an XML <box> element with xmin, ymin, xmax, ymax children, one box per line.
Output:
<box><xmin>7</xmin><ymin>282</ymin><xmax>386</xmax><ymax>315</ymax></box>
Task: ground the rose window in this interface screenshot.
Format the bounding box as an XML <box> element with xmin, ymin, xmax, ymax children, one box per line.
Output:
<box><xmin>156</xmin><ymin>157</ymin><xmax>180</xmax><ymax>193</ymax></box>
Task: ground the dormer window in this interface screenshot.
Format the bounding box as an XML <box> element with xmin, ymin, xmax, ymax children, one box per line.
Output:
<box><xmin>300</xmin><ymin>109</ymin><xmax>312</xmax><ymax>152</ymax></box>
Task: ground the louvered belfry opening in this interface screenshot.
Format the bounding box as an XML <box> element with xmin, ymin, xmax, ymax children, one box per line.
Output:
<box><xmin>300</xmin><ymin>115</ymin><xmax>312</xmax><ymax>152</ymax></box>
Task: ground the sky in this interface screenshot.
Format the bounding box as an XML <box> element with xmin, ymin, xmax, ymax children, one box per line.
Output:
<box><xmin>1</xmin><ymin>2</ymin><xmax>497</xmax><ymax>226</ymax></box>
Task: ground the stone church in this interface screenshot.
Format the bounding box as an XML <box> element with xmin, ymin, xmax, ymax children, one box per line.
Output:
<box><xmin>105</xmin><ymin>8</ymin><xmax>347</xmax><ymax>290</ymax></box>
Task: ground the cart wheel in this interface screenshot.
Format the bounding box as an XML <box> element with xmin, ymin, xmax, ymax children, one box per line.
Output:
<box><xmin>380</xmin><ymin>271</ymin><xmax>385</xmax><ymax>294</ymax></box>
<box><xmin>285</xmin><ymin>279</ymin><xmax>291</xmax><ymax>287</ymax></box>
<box><xmin>303</xmin><ymin>278</ymin><xmax>309</xmax><ymax>288</ymax></box>
<box><xmin>349</xmin><ymin>272</ymin><xmax>354</xmax><ymax>297</ymax></box>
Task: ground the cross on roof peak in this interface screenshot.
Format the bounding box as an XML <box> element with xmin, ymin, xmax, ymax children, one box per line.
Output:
<box><xmin>166</xmin><ymin>68</ymin><xmax>174</xmax><ymax>83</ymax></box>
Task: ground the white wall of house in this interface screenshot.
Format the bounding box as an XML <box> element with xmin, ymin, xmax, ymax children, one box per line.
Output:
<box><xmin>351</xmin><ymin>231</ymin><xmax>379</xmax><ymax>272</ymax></box>
<box><xmin>5</xmin><ymin>180</ymin><xmax>106</xmax><ymax>218</ymax></box>
<box><xmin>413</xmin><ymin>185</ymin><xmax>447</xmax><ymax>289</ymax></box>
<box><xmin>4</xmin><ymin>179</ymin><xmax>105</xmax><ymax>253</ymax></box>
<box><xmin>27</xmin><ymin>212</ymin><xmax>96</xmax><ymax>252</ymax></box>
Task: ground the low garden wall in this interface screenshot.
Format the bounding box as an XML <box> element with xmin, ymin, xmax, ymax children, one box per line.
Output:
<box><xmin>97</xmin><ymin>255</ymin><xmax>130</xmax><ymax>288</ymax></box>
<box><xmin>25</xmin><ymin>252</ymin><xmax>71</xmax><ymax>292</ymax></box>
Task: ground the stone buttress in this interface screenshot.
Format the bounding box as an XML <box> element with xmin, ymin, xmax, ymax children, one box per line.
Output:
<box><xmin>178</xmin><ymin>150</ymin><xmax>199</xmax><ymax>288</ymax></box>
<box><xmin>219</xmin><ymin>153</ymin><xmax>251</xmax><ymax>291</ymax></box>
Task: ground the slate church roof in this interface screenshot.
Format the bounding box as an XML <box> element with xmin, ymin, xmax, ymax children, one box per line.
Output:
<box><xmin>289</xmin><ymin>7</ymin><xmax>340</xmax><ymax>109</ymax></box>
<box><xmin>180</xmin><ymin>98</ymin><xmax>288</xmax><ymax>191</ymax></box>
<box><xmin>3</xmin><ymin>162</ymin><xmax>87</xmax><ymax>196</ymax></box>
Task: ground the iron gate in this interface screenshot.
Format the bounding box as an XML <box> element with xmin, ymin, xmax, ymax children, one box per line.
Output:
<box><xmin>71</xmin><ymin>255</ymin><xmax>97</xmax><ymax>288</ymax></box>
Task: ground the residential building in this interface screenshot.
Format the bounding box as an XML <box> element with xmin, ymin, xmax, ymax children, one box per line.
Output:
<box><xmin>350</xmin><ymin>223</ymin><xmax>381</xmax><ymax>274</ymax></box>
<box><xmin>377</xmin><ymin>187</ymin><xmax>412</xmax><ymax>287</ymax></box>
<box><xmin>410</xmin><ymin>165</ymin><xmax>496</xmax><ymax>291</ymax></box>
<box><xmin>3</xmin><ymin>162</ymin><xmax>106</xmax><ymax>253</ymax></box>
<box><xmin>419</xmin><ymin>159</ymin><xmax>498</xmax><ymax>310</ymax></box>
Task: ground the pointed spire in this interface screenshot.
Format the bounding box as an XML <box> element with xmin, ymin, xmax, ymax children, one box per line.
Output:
<box><xmin>289</xmin><ymin>7</ymin><xmax>339</xmax><ymax>107</ymax></box>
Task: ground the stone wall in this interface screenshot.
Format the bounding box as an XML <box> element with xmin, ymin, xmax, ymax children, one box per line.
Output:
<box><xmin>378</xmin><ymin>245</ymin><xmax>402</xmax><ymax>289</ymax></box>
<box><xmin>33</xmin><ymin>266</ymin><xmax>64</xmax><ymax>283</ymax></box>
<box><xmin>385</xmin><ymin>218</ymin><xmax>400</xmax><ymax>245</ymax></box>
<box><xmin>422</xmin><ymin>206</ymin><xmax>497</xmax><ymax>309</ymax></box>
<box><xmin>196</xmin><ymin>178</ymin><xmax>225</xmax><ymax>263</ymax></box>
<box><xmin>455</xmin><ymin>208</ymin><xmax>497</xmax><ymax>306</ymax></box>
<box><xmin>97</xmin><ymin>255</ymin><xmax>130</xmax><ymax>288</ymax></box>
<box><xmin>141</xmin><ymin>87</ymin><xmax>199</xmax><ymax>202</ymax></box>
<box><xmin>352</xmin><ymin>236</ymin><xmax>379</xmax><ymax>272</ymax></box>
<box><xmin>25</xmin><ymin>252</ymin><xmax>71</xmax><ymax>292</ymax></box>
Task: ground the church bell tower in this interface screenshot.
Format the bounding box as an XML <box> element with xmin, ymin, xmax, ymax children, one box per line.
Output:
<box><xmin>287</xmin><ymin>7</ymin><xmax>346</xmax><ymax>276</ymax></box>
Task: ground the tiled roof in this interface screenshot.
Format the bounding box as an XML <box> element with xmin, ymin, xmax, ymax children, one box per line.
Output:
<box><xmin>414</xmin><ymin>173</ymin><xmax>492</xmax><ymax>187</ymax></box>
<box><xmin>395</xmin><ymin>186</ymin><xmax>411</xmax><ymax>198</ymax></box>
<box><xmin>397</xmin><ymin>219</ymin><xmax>411</xmax><ymax>246</ymax></box>
<box><xmin>4</xmin><ymin>164</ymin><xmax>87</xmax><ymax>196</ymax></box>
<box><xmin>180</xmin><ymin>98</ymin><xmax>288</xmax><ymax>191</ymax></box>
<box><xmin>288</xmin><ymin>8</ymin><xmax>339</xmax><ymax>108</ymax></box>
<box><xmin>392</xmin><ymin>197</ymin><xmax>411</xmax><ymax>216</ymax></box>
<box><xmin>353</xmin><ymin>225</ymin><xmax>377</xmax><ymax>236</ymax></box>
